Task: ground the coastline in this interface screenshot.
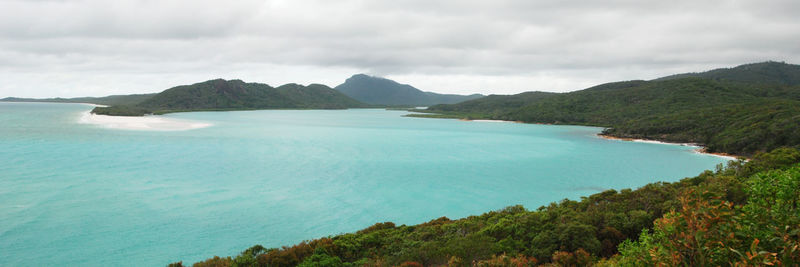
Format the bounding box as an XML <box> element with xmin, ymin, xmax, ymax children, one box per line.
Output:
<box><xmin>411</xmin><ymin>112</ymin><xmax>742</xmax><ymax>160</ymax></box>
<box><xmin>597</xmin><ymin>134</ymin><xmax>741</xmax><ymax>160</ymax></box>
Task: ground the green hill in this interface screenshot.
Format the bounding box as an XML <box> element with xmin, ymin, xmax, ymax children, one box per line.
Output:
<box><xmin>334</xmin><ymin>74</ymin><xmax>483</xmax><ymax>106</ymax></box>
<box><xmin>656</xmin><ymin>61</ymin><xmax>800</xmax><ymax>85</ymax></box>
<box><xmin>91</xmin><ymin>79</ymin><xmax>366</xmax><ymax>116</ymax></box>
<box><xmin>418</xmin><ymin>62</ymin><xmax>800</xmax><ymax>156</ymax></box>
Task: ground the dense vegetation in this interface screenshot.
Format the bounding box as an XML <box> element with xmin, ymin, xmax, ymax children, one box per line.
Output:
<box><xmin>334</xmin><ymin>74</ymin><xmax>483</xmax><ymax>106</ymax></box>
<box><xmin>179</xmin><ymin>147</ymin><xmax>800</xmax><ymax>266</ymax></box>
<box><xmin>416</xmin><ymin>61</ymin><xmax>800</xmax><ymax>156</ymax></box>
<box><xmin>88</xmin><ymin>105</ymin><xmax>153</xmax><ymax>117</ymax></box>
<box><xmin>89</xmin><ymin>79</ymin><xmax>367</xmax><ymax>116</ymax></box>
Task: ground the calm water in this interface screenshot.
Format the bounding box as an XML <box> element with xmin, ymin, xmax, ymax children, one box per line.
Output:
<box><xmin>0</xmin><ymin>102</ymin><xmax>729</xmax><ymax>266</ymax></box>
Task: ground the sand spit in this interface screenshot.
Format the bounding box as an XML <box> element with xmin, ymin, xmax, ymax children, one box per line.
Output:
<box><xmin>78</xmin><ymin>111</ymin><xmax>212</xmax><ymax>131</ymax></box>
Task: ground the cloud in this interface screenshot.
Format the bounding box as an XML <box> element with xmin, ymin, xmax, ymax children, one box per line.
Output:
<box><xmin>0</xmin><ymin>0</ymin><xmax>799</xmax><ymax>97</ymax></box>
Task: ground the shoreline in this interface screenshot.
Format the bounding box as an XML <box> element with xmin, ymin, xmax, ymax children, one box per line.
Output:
<box><xmin>692</xmin><ymin>147</ymin><xmax>740</xmax><ymax>160</ymax></box>
<box><xmin>598</xmin><ymin>134</ymin><xmax>741</xmax><ymax>160</ymax></box>
<box><xmin>416</xmin><ymin>113</ymin><xmax>743</xmax><ymax>161</ymax></box>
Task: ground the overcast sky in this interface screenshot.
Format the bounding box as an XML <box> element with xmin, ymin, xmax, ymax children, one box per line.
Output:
<box><xmin>1</xmin><ymin>0</ymin><xmax>799</xmax><ymax>98</ymax></box>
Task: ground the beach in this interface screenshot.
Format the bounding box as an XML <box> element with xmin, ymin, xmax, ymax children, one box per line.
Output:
<box><xmin>598</xmin><ymin>134</ymin><xmax>740</xmax><ymax>161</ymax></box>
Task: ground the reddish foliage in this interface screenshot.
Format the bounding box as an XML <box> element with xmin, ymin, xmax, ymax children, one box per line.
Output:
<box><xmin>398</xmin><ymin>261</ymin><xmax>424</xmax><ymax>267</ymax></box>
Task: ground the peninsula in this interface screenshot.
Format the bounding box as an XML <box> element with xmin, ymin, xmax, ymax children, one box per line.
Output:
<box><xmin>412</xmin><ymin>61</ymin><xmax>800</xmax><ymax>157</ymax></box>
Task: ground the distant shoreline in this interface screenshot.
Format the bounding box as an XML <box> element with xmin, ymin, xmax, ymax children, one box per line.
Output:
<box><xmin>407</xmin><ymin>109</ymin><xmax>745</xmax><ymax>160</ymax></box>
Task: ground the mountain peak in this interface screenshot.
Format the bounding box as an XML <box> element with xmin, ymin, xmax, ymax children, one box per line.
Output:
<box><xmin>349</xmin><ymin>73</ymin><xmax>372</xmax><ymax>79</ymax></box>
<box><xmin>334</xmin><ymin>74</ymin><xmax>482</xmax><ymax>106</ymax></box>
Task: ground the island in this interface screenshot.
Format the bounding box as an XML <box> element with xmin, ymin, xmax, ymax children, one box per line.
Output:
<box><xmin>89</xmin><ymin>79</ymin><xmax>369</xmax><ymax>116</ymax></box>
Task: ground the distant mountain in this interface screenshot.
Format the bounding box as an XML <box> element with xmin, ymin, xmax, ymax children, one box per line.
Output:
<box><xmin>334</xmin><ymin>74</ymin><xmax>483</xmax><ymax>106</ymax></box>
<box><xmin>420</xmin><ymin>62</ymin><xmax>800</xmax><ymax>156</ymax></box>
<box><xmin>90</xmin><ymin>79</ymin><xmax>366</xmax><ymax>116</ymax></box>
<box><xmin>1</xmin><ymin>94</ymin><xmax>156</xmax><ymax>106</ymax></box>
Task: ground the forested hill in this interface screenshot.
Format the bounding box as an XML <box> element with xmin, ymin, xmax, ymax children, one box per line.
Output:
<box><xmin>419</xmin><ymin>61</ymin><xmax>800</xmax><ymax>156</ymax></box>
<box><xmin>334</xmin><ymin>74</ymin><xmax>483</xmax><ymax>106</ymax></box>
<box><xmin>89</xmin><ymin>79</ymin><xmax>367</xmax><ymax>116</ymax></box>
<box><xmin>656</xmin><ymin>61</ymin><xmax>800</xmax><ymax>85</ymax></box>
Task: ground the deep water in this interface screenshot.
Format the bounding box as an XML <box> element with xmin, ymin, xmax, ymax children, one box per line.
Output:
<box><xmin>0</xmin><ymin>102</ymin><xmax>730</xmax><ymax>266</ymax></box>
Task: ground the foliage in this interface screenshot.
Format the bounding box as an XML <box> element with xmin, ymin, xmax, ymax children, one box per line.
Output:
<box><xmin>615</xmin><ymin>163</ymin><xmax>800</xmax><ymax>266</ymax></box>
<box><xmin>297</xmin><ymin>248</ymin><xmax>344</xmax><ymax>267</ymax></box>
<box><xmin>90</xmin><ymin>105</ymin><xmax>153</xmax><ymax>116</ymax></box>
<box><xmin>472</xmin><ymin>253</ymin><xmax>537</xmax><ymax>267</ymax></box>
<box><xmin>182</xmin><ymin>148</ymin><xmax>800</xmax><ymax>266</ymax></box>
<box><xmin>193</xmin><ymin>256</ymin><xmax>232</xmax><ymax>267</ymax></box>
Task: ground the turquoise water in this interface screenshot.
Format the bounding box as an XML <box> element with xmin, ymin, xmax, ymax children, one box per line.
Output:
<box><xmin>0</xmin><ymin>102</ymin><xmax>729</xmax><ymax>266</ymax></box>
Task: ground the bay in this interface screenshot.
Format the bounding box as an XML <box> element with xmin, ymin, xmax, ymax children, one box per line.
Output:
<box><xmin>0</xmin><ymin>102</ymin><xmax>729</xmax><ymax>266</ymax></box>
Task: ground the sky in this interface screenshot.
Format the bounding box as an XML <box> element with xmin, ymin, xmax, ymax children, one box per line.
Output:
<box><xmin>1</xmin><ymin>0</ymin><xmax>799</xmax><ymax>98</ymax></box>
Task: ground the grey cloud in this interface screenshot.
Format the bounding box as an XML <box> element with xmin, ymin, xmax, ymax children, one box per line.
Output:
<box><xmin>0</xmin><ymin>0</ymin><xmax>260</xmax><ymax>39</ymax></box>
<box><xmin>1</xmin><ymin>0</ymin><xmax>799</xmax><ymax>98</ymax></box>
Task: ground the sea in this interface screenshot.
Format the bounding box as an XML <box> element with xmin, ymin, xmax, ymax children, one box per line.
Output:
<box><xmin>0</xmin><ymin>102</ymin><xmax>731</xmax><ymax>266</ymax></box>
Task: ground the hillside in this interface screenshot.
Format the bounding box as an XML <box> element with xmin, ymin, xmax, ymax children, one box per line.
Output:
<box><xmin>656</xmin><ymin>61</ymin><xmax>800</xmax><ymax>86</ymax></box>
<box><xmin>91</xmin><ymin>79</ymin><xmax>366</xmax><ymax>116</ymax></box>
<box><xmin>418</xmin><ymin>62</ymin><xmax>800</xmax><ymax>156</ymax></box>
<box><xmin>185</xmin><ymin>147</ymin><xmax>800</xmax><ymax>267</ymax></box>
<box><xmin>334</xmin><ymin>74</ymin><xmax>483</xmax><ymax>106</ymax></box>
<box><xmin>1</xmin><ymin>93</ymin><xmax>156</xmax><ymax>106</ymax></box>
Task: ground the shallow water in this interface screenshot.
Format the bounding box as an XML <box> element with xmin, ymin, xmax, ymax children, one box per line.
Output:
<box><xmin>0</xmin><ymin>102</ymin><xmax>730</xmax><ymax>266</ymax></box>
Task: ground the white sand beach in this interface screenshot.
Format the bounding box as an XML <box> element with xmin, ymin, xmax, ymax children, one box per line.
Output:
<box><xmin>78</xmin><ymin>111</ymin><xmax>212</xmax><ymax>131</ymax></box>
<box><xmin>692</xmin><ymin>149</ymin><xmax>739</xmax><ymax>161</ymax></box>
<box><xmin>470</xmin><ymin>119</ymin><xmax>514</xmax><ymax>123</ymax></box>
<box><xmin>598</xmin><ymin>134</ymin><xmax>740</xmax><ymax>161</ymax></box>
